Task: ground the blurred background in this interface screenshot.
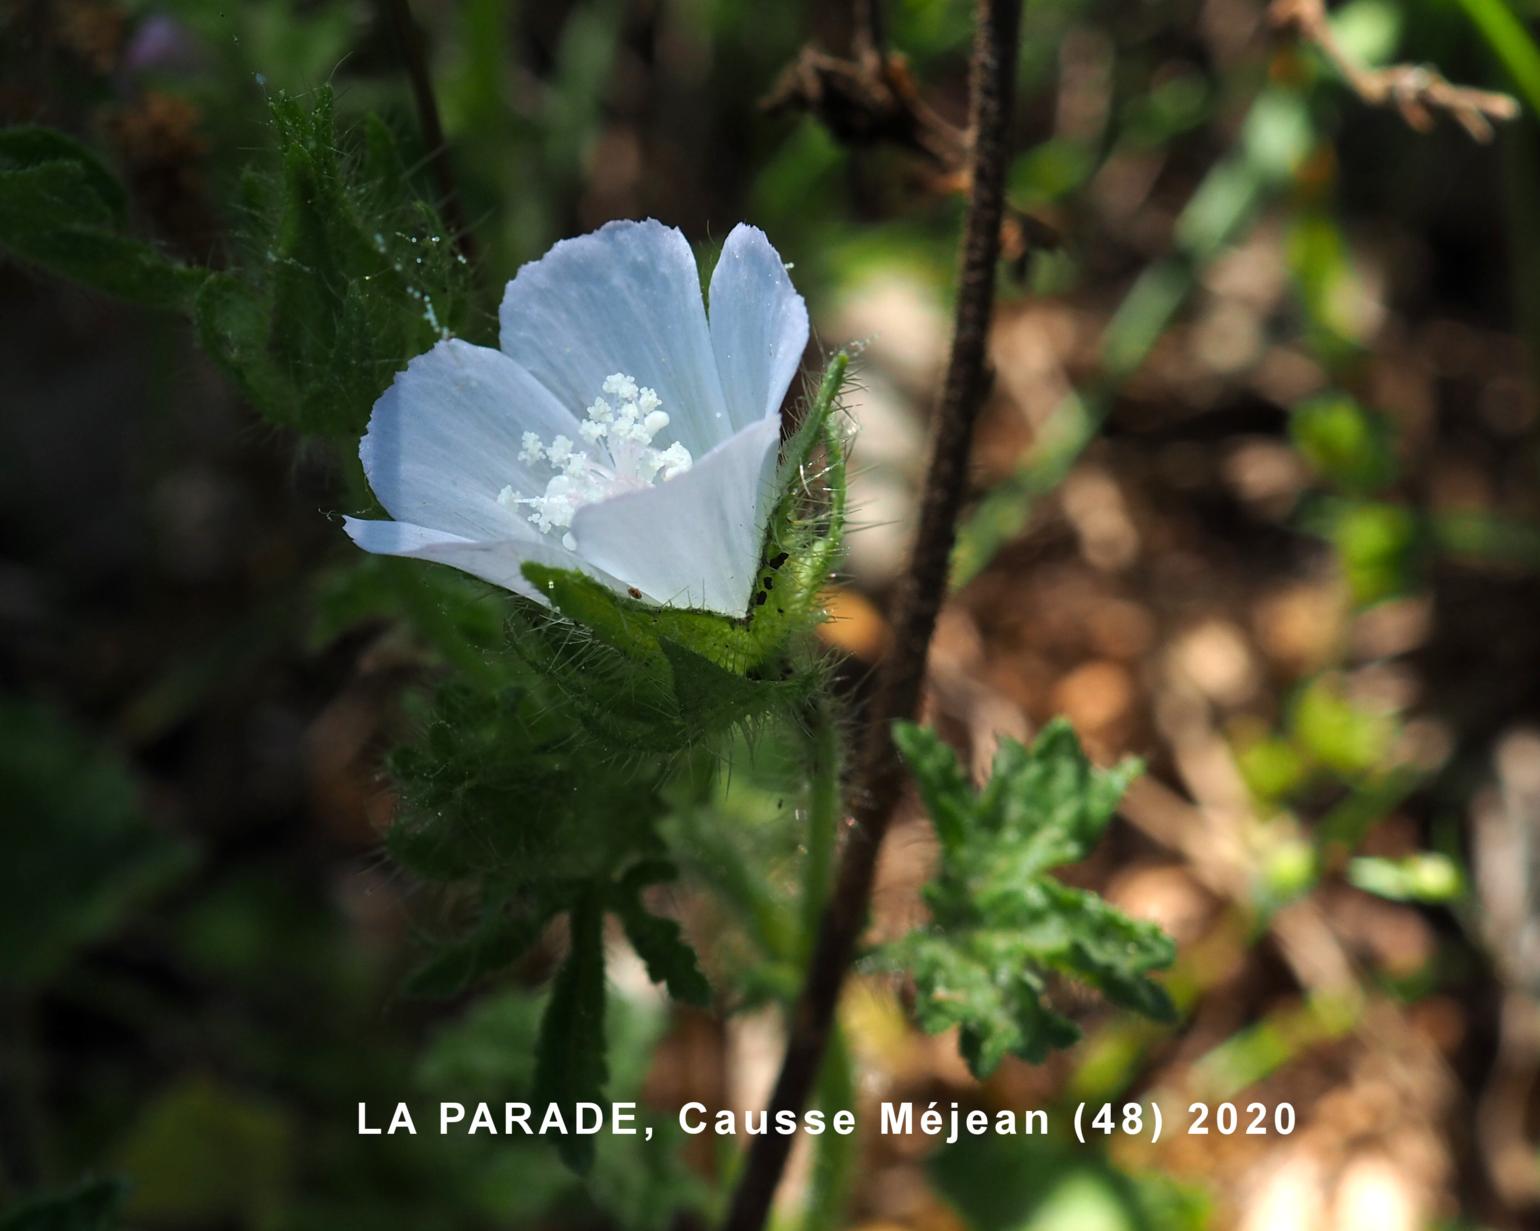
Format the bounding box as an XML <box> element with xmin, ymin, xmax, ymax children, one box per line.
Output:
<box><xmin>5</xmin><ymin>0</ymin><xmax>1540</xmax><ymax>1227</ymax></box>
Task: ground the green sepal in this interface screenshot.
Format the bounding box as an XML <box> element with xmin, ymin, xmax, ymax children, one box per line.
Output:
<box><xmin>514</xmin><ymin>568</ymin><xmax>811</xmax><ymax>756</ymax></box>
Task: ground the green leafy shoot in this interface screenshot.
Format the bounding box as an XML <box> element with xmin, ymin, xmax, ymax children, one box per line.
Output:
<box><xmin>886</xmin><ymin>719</ymin><xmax>1176</xmax><ymax>1076</ymax></box>
<box><xmin>196</xmin><ymin>88</ymin><xmax>471</xmax><ymax>437</ymax></box>
<box><xmin>383</xmin><ymin>350</ymin><xmax>852</xmax><ymax>1159</ymax></box>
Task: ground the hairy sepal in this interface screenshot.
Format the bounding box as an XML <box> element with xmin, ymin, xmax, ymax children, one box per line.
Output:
<box><xmin>512</xmin><ymin>569</ymin><xmax>809</xmax><ymax>755</ymax></box>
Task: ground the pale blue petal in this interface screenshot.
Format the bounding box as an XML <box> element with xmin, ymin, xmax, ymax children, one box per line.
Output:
<box><xmin>498</xmin><ymin>219</ymin><xmax>730</xmax><ymax>456</ymax></box>
<box><xmin>569</xmin><ymin>416</ymin><xmax>781</xmax><ymax>615</ymax></box>
<box><xmin>360</xmin><ymin>339</ymin><xmax>580</xmax><ymax>541</ymax></box>
<box><xmin>708</xmin><ymin>224</ymin><xmax>809</xmax><ymax>433</ymax></box>
<box><xmin>341</xmin><ymin>517</ymin><xmax>624</xmax><ymax>602</ymax></box>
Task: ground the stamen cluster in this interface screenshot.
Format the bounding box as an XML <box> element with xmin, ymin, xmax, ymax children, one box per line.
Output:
<box><xmin>499</xmin><ymin>373</ymin><xmax>693</xmax><ymax>549</ymax></box>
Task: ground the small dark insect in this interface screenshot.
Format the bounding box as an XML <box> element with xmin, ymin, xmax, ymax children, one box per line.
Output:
<box><xmin>768</xmin><ymin>551</ymin><xmax>789</xmax><ymax>570</ymax></box>
<box><xmin>627</xmin><ymin>586</ymin><xmax>642</xmax><ymax>599</ymax></box>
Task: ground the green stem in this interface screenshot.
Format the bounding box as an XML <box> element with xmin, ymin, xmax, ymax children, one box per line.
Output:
<box><xmin>801</xmin><ymin>701</ymin><xmax>842</xmax><ymax>958</ymax></box>
<box><xmin>802</xmin><ymin>1027</ymin><xmax>856</xmax><ymax>1231</ymax></box>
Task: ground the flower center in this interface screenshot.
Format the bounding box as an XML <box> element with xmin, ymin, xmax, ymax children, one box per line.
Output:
<box><xmin>498</xmin><ymin>373</ymin><xmax>693</xmax><ymax>551</ymax></box>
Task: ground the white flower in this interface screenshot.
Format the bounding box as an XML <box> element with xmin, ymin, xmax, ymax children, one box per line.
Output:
<box><xmin>342</xmin><ymin>219</ymin><xmax>809</xmax><ymax>616</ymax></box>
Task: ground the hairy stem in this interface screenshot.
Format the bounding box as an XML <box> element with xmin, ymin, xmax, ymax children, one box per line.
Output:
<box><xmin>800</xmin><ymin>700</ymin><xmax>841</xmax><ymax>956</ymax></box>
<box><xmin>720</xmin><ymin>3</ymin><xmax>1021</xmax><ymax>1227</ymax></box>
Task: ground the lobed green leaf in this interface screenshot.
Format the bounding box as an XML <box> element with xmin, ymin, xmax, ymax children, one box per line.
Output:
<box><xmin>887</xmin><ymin>718</ymin><xmax>1173</xmax><ymax>1076</ymax></box>
<box><xmin>611</xmin><ymin>861</ymin><xmax>711</xmax><ymax>1006</ymax></box>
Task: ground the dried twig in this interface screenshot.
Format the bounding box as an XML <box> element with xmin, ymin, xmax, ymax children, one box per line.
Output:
<box><xmin>719</xmin><ymin>3</ymin><xmax>1022</xmax><ymax>1229</ymax></box>
<box><xmin>760</xmin><ymin>42</ymin><xmax>967</xmax><ymax>171</ymax></box>
<box><xmin>1272</xmin><ymin>0</ymin><xmax>1519</xmax><ymax>141</ymax></box>
<box><xmin>760</xmin><ymin>37</ymin><xmax>1050</xmax><ymax>271</ymax></box>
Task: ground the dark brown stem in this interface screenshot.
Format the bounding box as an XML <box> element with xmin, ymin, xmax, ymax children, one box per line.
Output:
<box><xmin>852</xmin><ymin>0</ymin><xmax>888</xmax><ymax>61</ymax></box>
<box><xmin>380</xmin><ymin>0</ymin><xmax>476</xmax><ymax>263</ymax></box>
<box><xmin>719</xmin><ymin>3</ymin><xmax>1021</xmax><ymax>1228</ymax></box>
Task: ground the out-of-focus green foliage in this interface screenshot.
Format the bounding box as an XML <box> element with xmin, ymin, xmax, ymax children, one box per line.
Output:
<box><xmin>0</xmin><ymin>127</ymin><xmax>203</xmax><ymax>309</ymax></box>
<box><xmin>0</xmin><ymin>1179</ymin><xmax>124</xmax><ymax>1231</ymax></box>
<box><xmin>1290</xmin><ymin>676</ymin><xmax>1396</xmax><ymax>776</ymax></box>
<box><xmin>1322</xmin><ymin>498</ymin><xmax>1423</xmax><ymax>606</ymax></box>
<box><xmin>886</xmin><ymin>721</ymin><xmax>1175</xmax><ymax>1076</ymax></box>
<box><xmin>954</xmin><ymin>81</ymin><xmax>1317</xmax><ymax>586</ymax></box>
<box><xmin>114</xmin><ymin>1077</ymin><xmax>292</xmax><ymax>1227</ymax></box>
<box><xmin>1348</xmin><ymin>852</ymin><xmax>1466</xmax><ymax>903</ymax></box>
<box><xmin>1459</xmin><ymin>0</ymin><xmax>1540</xmax><ymax>114</ymax></box>
<box><xmin>1290</xmin><ymin>395</ymin><xmax>1399</xmax><ymax>494</ymax></box>
<box><xmin>0</xmin><ymin>701</ymin><xmax>193</xmax><ymax>992</ymax></box>
<box><xmin>931</xmin><ymin>1134</ymin><xmax>1209</xmax><ymax>1231</ymax></box>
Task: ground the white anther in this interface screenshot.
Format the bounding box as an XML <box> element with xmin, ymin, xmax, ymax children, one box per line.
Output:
<box><xmin>504</xmin><ymin>373</ymin><xmax>694</xmax><ymax>547</ymax></box>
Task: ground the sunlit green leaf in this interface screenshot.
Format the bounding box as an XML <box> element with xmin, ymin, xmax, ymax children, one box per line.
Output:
<box><xmin>887</xmin><ymin>721</ymin><xmax>1174</xmax><ymax>1076</ymax></box>
<box><xmin>1348</xmin><ymin>853</ymin><xmax>1465</xmax><ymax>903</ymax></box>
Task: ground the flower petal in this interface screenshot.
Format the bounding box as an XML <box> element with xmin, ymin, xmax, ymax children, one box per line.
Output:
<box><xmin>498</xmin><ymin>219</ymin><xmax>730</xmax><ymax>456</ymax></box>
<box><xmin>360</xmin><ymin>339</ymin><xmax>580</xmax><ymax>540</ymax></box>
<box><xmin>342</xmin><ymin>517</ymin><xmax>624</xmax><ymax>602</ymax></box>
<box><xmin>708</xmin><ymin>224</ymin><xmax>809</xmax><ymax>432</ymax></box>
<box><xmin>569</xmin><ymin>416</ymin><xmax>781</xmax><ymax>615</ymax></box>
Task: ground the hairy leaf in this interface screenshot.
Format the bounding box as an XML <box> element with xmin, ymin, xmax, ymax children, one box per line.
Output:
<box><xmin>195</xmin><ymin>88</ymin><xmax>470</xmax><ymax>436</ymax></box>
<box><xmin>513</xmin><ymin>572</ymin><xmax>807</xmax><ymax>754</ymax></box>
<box><xmin>611</xmin><ymin>861</ymin><xmax>710</xmax><ymax>1006</ymax></box>
<box><xmin>533</xmin><ymin>890</ymin><xmax>608</xmax><ymax>1174</ymax></box>
<box><xmin>403</xmin><ymin>885</ymin><xmax>569</xmax><ymax>1000</ymax></box>
<box><xmin>887</xmin><ymin>719</ymin><xmax>1175</xmax><ymax>1076</ymax></box>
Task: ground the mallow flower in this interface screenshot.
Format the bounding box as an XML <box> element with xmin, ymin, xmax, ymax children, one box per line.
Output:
<box><xmin>342</xmin><ymin>219</ymin><xmax>809</xmax><ymax>616</ymax></box>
